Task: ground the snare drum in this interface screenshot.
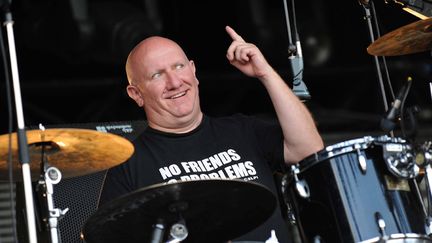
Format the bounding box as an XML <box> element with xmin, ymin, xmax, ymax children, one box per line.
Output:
<box><xmin>283</xmin><ymin>135</ymin><xmax>431</xmax><ymax>242</ymax></box>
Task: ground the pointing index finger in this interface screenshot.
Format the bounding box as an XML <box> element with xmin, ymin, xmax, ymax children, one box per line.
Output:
<box><xmin>225</xmin><ymin>25</ymin><xmax>245</xmax><ymax>42</ymax></box>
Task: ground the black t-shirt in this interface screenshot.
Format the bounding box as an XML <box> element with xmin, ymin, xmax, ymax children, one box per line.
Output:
<box><xmin>98</xmin><ymin>114</ymin><xmax>290</xmax><ymax>242</ymax></box>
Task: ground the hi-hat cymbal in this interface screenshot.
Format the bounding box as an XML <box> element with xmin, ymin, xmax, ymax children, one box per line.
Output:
<box><xmin>367</xmin><ymin>18</ymin><xmax>432</xmax><ymax>56</ymax></box>
<box><xmin>0</xmin><ymin>128</ymin><xmax>134</xmax><ymax>181</ymax></box>
<box><xmin>82</xmin><ymin>179</ymin><xmax>277</xmax><ymax>243</ymax></box>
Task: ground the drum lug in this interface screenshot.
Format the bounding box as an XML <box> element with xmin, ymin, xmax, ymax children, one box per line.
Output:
<box><xmin>291</xmin><ymin>165</ymin><xmax>310</xmax><ymax>199</ymax></box>
<box><xmin>355</xmin><ymin>145</ymin><xmax>367</xmax><ymax>173</ymax></box>
<box><xmin>375</xmin><ymin>212</ymin><xmax>388</xmax><ymax>239</ymax></box>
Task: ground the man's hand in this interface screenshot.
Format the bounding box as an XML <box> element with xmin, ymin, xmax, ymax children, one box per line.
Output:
<box><xmin>225</xmin><ymin>26</ymin><xmax>273</xmax><ymax>79</ymax></box>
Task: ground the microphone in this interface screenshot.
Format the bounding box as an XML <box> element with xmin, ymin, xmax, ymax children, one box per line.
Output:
<box><xmin>380</xmin><ymin>77</ymin><xmax>413</xmax><ymax>132</ymax></box>
<box><xmin>289</xmin><ymin>39</ymin><xmax>311</xmax><ymax>101</ymax></box>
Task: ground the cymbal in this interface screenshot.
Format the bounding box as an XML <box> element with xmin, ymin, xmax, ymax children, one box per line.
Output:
<box><xmin>82</xmin><ymin>179</ymin><xmax>277</xmax><ymax>243</ymax></box>
<box><xmin>367</xmin><ymin>18</ymin><xmax>432</xmax><ymax>56</ymax></box>
<box><xmin>0</xmin><ymin>128</ymin><xmax>134</xmax><ymax>181</ymax></box>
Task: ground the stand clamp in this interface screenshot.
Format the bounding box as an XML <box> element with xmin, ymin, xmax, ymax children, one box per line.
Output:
<box><xmin>37</xmin><ymin>166</ymin><xmax>69</xmax><ymax>243</ymax></box>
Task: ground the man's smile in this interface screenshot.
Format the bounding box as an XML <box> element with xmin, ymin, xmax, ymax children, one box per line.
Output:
<box><xmin>168</xmin><ymin>90</ymin><xmax>187</xmax><ymax>99</ymax></box>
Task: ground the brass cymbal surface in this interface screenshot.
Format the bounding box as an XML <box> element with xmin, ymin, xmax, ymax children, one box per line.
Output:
<box><xmin>0</xmin><ymin>128</ymin><xmax>134</xmax><ymax>181</ymax></box>
<box><xmin>367</xmin><ymin>18</ymin><xmax>432</xmax><ymax>56</ymax></box>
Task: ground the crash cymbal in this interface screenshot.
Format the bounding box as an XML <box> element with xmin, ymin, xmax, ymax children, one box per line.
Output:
<box><xmin>367</xmin><ymin>18</ymin><xmax>432</xmax><ymax>56</ymax></box>
<box><xmin>82</xmin><ymin>179</ymin><xmax>277</xmax><ymax>243</ymax></box>
<box><xmin>0</xmin><ymin>128</ymin><xmax>134</xmax><ymax>181</ymax></box>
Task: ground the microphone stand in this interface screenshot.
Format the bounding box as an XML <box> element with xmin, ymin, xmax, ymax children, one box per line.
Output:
<box><xmin>282</xmin><ymin>0</ymin><xmax>311</xmax><ymax>101</ymax></box>
<box><xmin>2</xmin><ymin>3</ymin><xmax>39</xmax><ymax>243</ymax></box>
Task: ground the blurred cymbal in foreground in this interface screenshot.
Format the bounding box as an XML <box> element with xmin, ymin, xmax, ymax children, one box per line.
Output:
<box><xmin>82</xmin><ymin>179</ymin><xmax>277</xmax><ymax>243</ymax></box>
<box><xmin>367</xmin><ymin>18</ymin><xmax>432</xmax><ymax>56</ymax></box>
<box><xmin>0</xmin><ymin>128</ymin><xmax>134</xmax><ymax>181</ymax></box>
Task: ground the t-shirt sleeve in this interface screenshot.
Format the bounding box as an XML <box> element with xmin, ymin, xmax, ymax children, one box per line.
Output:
<box><xmin>245</xmin><ymin>115</ymin><xmax>286</xmax><ymax>172</ymax></box>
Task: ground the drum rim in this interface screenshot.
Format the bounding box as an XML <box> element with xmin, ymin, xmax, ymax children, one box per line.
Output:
<box><xmin>359</xmin><ymin>233</ymin><xmax>432</xmax><ymax>243</ymax></box>
<box><xmin>298</xmin><ymin>135</ymin><xmax>407</xmax><ymax>173</ymax></box>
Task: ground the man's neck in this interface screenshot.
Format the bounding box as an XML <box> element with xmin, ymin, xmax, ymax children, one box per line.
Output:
<box><xmin>148</xmin><ymin>112</ymin><xmax>204</xmax><ymax>134</ymax></box>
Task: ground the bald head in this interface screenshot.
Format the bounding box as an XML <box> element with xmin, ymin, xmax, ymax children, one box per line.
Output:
<box><xmin>124</xmin><ymin>35</ymin><xmax>201</xmax><ymax>132</ymax></box>
<box><xmin>125</xmin><ymin>36</ymin><xmax>189</xmax><ymax>85</ymax></box>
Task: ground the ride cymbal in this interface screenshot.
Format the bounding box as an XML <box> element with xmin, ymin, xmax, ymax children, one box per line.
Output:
<box><xmin>82</xmin><ymin>179</ymin><xmax>277</xmax><ymax>243</ymax></box>
<box><xmin>0</xmin><ymin>128</ymin><xmax>134</xmax><ymax>181</ymax></box>
<box><xmin>367</xmin><ymin>18</ymin><xmax>432</xmax><ymax>56</ymax></box>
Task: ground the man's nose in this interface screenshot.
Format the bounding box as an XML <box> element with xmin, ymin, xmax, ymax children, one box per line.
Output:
<box><xmin>165</xmin><ymin>72</ymin><xmax>182</xmax><ymax>89</ymax></box>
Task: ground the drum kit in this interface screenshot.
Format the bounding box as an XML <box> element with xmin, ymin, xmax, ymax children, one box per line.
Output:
<box><xmin>1</xmin><ymin>3</ymin><xmax>432</xmax><ymax>243</ymax></box>
<box><xmin>281</xmin><ymin>10</ymin><xmax>432</xmax><ymax>243</ymax></box>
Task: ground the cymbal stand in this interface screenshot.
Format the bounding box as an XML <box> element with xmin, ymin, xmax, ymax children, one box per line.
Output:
<box><xmin>36</xmin><ymin>166</ymin><xmax>69</xmax><ymax>243</ymax></box>
<box><xmin>150</xmin><ymin>218</ymin><xmax>188</xmax><ymax>243</ymax></box>
<box><xmin>151</xmin><ymin>219</ymin><xmax>165</xmax><ymax>243</ymax></box>
<box><xmin>419</xmin><ymin>141</ymin><xmax>432</xmax><ymax>234</ymax></box>
<box><xmin>359</xmin><ymin>1</ymin><xmax>393</xmax><ymax>135</ymax></box>
<box><xmin>152</xmin><ymin>202</ymin><xmax>188</xmax><ymax>243</ymax></box>
<box><xmin>1</xmin><ymin>3</ymin><xmax>38</xmax><ymax>243</ymax></box>
<box><xmin>36</xmin><ymin>125</ymin><xmax>69</xmax><ymax>243</ymax></box>
<box><xmin>166</xmin><ymin>219</ymin><xmax>188</xmax><ymax>243</ymax></box>
<box><xmin>166</xmin><ymin>202</ymin><xmax>189</xmax><ymax>243</ymax></box>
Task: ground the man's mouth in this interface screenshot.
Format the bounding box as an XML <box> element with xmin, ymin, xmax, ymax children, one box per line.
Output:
<box><xmin>170</xmin><ymin>91</ymin><xmax>187</xmax><ymax>99</ymax></box>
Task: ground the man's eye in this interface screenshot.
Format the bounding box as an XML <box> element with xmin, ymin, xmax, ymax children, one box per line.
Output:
<box><xmin>175</xmin><ymin>64</ymin><xmax>184</xmax><ymax>69</ymax></box>
<box><xmin>151</xmin><ymin>73</ymin><xmax>161</xmax><ymax>79</ymax></box>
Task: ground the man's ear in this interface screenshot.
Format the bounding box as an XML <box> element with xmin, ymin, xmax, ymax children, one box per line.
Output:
<box><xmin>126</xmin><ymin>85</ymin><xmax>144</xmax><ymax>107</ymax></box>
<box><xmin>190</xmin><ymin>60</ymin><xmax>198</xmax><ymax>84</ymax></box>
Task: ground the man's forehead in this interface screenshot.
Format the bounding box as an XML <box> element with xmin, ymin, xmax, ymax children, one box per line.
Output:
<box><xmin>134</xmin><ymin>38</ymin><xmax>185</xmax><ymax>60</ymax></box>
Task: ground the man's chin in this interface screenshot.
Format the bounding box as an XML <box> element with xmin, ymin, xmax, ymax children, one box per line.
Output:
<box><xmin>172</xmin><ymin>108</ymin><xmax>202</xmax><ymax>122</ymax></box>
<box><xmin>171</xmin><ymin>111</ymin><xmax>195</xmax><ymax>120</ymax></box>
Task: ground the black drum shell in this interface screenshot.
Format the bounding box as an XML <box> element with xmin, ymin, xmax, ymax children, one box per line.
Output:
<box><xmin>285</xmin><ymin>137</ymin><xmax>429</xmax><ymax>243</ymax></box>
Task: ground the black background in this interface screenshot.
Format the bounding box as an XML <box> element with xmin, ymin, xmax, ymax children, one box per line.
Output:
<box><xmin>1</xmin><ymin>0</ymin><xmax>431</xmax><ymax>144</ymax></box>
